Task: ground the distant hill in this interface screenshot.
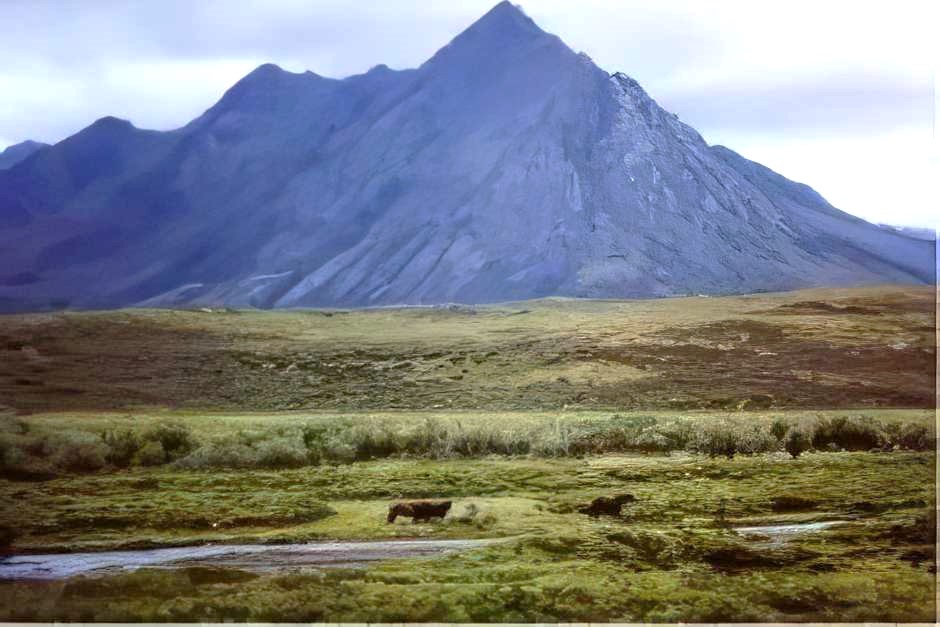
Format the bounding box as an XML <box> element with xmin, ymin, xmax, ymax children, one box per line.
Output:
<box><xmin>0</xmin><ymin>1</ymin><xmax>933</xmax><ymax>312</ymax></box>
<box><xmin>0</xmin><ymin>140</ymin><xmax>48</xmax><ymax>170</ymax></box>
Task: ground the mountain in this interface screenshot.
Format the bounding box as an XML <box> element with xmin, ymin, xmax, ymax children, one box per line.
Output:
<box><xmin>0</xmin><ymin>2</ymin><xmax>933</xmax><ymax>312</ymax></box>
<box><xmin>0</xmin><ymin>140</ymin><xmax>49</xmax><ymax>170</ymax></box>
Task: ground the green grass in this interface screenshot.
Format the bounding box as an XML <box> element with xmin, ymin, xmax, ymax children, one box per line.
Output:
<box><xmin>0</xmin><ymin>410</ymin><xmax>935</xmax><ymax>621</ymax></box>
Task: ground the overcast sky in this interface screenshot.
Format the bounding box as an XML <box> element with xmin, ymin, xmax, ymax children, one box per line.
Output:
<box><xmin>1</xmin><ymin>0</ymin><xmax>936</xmax><ymax>228</ymax></box>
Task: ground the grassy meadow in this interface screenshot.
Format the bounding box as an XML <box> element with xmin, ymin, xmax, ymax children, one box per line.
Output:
<box><xmin>0</xmin><ymin>285</ymin><xmax>935</xmax><ymax>621</ymax></box>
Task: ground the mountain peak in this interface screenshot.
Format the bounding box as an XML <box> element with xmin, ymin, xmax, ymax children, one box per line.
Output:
<box><xmin>92</xmin><ymin>115</ymin><xmax>134</xmax><ymax>128</ymax></box>
<box><xmin>422</xmin><ymin>1</ymin><xmax>564</xmax><ymax>71</ymax></box>
<box><xmin>461</xmin><ymin>1</ymin><xmax>544</xmax><ymax>42</ymax></box>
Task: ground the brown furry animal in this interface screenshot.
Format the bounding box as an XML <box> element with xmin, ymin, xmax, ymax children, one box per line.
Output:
<box><xmin>578</xmin><ymin>494</ymin><xmax>635</xmax><ymax>517</ymax></box>
<box><xmin>387</xmin><ymin>499</ymin><xmax>453</xmax><ymax>523</ymax></box>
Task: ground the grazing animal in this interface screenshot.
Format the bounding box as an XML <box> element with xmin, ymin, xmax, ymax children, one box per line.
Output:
<box><xmin>387</xmin><ymin>500</ymin><xmax>453</xmax><ymax>523</ymax></box>
<box><xmin>578</xmin><ymin>494</ymin><xmax>636</xmax><ymax>517</ymax></box>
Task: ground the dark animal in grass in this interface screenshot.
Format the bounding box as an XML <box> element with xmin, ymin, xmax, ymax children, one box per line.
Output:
<box><xmin>578</xmin><ymin>494</ymin><xmax>636</xmax><ymax>517</ymax></box>
<box><xmin>387</xmin><ymin>500</ymin><xmax>453</xmax><ymax>523</ymax></box>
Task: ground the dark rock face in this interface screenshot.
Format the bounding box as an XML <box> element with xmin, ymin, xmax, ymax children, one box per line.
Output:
<box><xmin>0</xmin><ymin>2</ymin><xmax>933</xmax><ymax>311</ymax></box>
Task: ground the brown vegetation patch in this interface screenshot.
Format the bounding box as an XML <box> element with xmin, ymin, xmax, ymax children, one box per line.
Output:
<box><xmin>0</xmin><ymin>286</ymin><xmax>933</xmax><ymax>412</ymax></box>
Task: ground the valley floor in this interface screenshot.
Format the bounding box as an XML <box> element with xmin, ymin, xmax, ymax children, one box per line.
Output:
<box><xmin>0</xmin><ymin>285</ymin><xmax>935</xmax><ymax>621</ymax></box>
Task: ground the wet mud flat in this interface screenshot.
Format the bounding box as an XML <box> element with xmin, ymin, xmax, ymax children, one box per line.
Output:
<box><xmin>0</xmin><ymin>538</ymin><xmax>501</xmax><ymax>580</ymax></box>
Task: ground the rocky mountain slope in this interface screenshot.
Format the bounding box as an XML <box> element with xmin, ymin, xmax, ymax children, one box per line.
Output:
<box><xmin>0</xmin><ymin>2</ymin><xmax>933</xmax><ymax>311</ymax></box>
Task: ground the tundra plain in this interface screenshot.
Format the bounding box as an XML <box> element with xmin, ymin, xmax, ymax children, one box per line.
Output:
<box><xmin>0</xmin><ymin>285</ymin><xmax>935</xmax><ymax>622</ymax></box>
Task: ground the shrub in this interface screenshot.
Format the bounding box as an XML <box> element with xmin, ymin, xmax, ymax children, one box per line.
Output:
<box><xmin>474</xmin><ymin>511</ymin><xmax>498</xmax><ymax>530</ymax></box>
<box><xmin>811</xmin><ymin>416</ymin><xmax>885</xmax><ymax>451</ymax></box>
<box><xmin>531</xmin><ymin>418</ymin><xmax>571</xmax><ymax>457</ymax></box>
<box><xmin>448</xmin><ymin>424</ymin><xmax>531</xmax><ymax>457</ymax></box>
<box><xmin>143</xmin><ymin>421</ymin><xmax>197</xmax><ymax>461</ymax></box>
<box><xmin>735</xmin><ymin>424</ymin><xmax>779</xmax><ymax>455</ymax></box>
<box><xmin>688</xmin><ymin>422</ymin><xmax>738</xmax><ymax>459</ymax></box>
<box><xmin>897</xmin><ymin>424</ymin><xmax>933</xmax><ymax>451</ymax></box>
<box><xmin>785</xmin><ymin>429</ymin><xmax>811</xmax><ymax>458</ymax></box>
<box><xmin>175</xmin><ymin>438</ymin><xmax>256</xmax><ymax>469</ymax></box>
<box><xmin>632</xmin><ymin>428</ymin><xmax>671</xmax><ymax>453</ymax></box>
<box><xmin>135</xmin><ymin>441</ymin><xmax>166</xmax><ymax>466</ymax></box>
<box><xmin>51</xmin><ymin>432</ymin><xmax>108</xmax><ymax>472</ymax></box>
<box><xmin>349</xmin><ymin>423</ymin><xmax>402</xmax><ymax>460</ymax></box>
<box><xmin>402</xmin><ymin>417</ymin><xmax>450</xmax><ymax>457</ymax></box>
<box><xmin>655</xmin><ymin>419</ymin><xmax>694</xmax><ymax>450</ymax></box>
<box><xmin>0</xmin><ymin>432</ymin><xmax>56</xmax><ymax>480</ymax></box>
<box><xmin>256</xmin><ymin>436</ymin><xmax>308</xmax><ymax>468</ymax></box>
<box><xmin>770</xmin><ymin>418</ymin><xmax>789</xmax><ymax>442</ymax></box>
<box><xmin>882</xmin><ymin>421</ymin><xmax>903</xmax><ymax>446</ymax></box>
<box><xmin>102</xmin><ymin>429</ymin><xmax>141</xmax><ymax>468</ymax></box>
<box><xmin>321</xmin><ymin>441</ymin><xmax>357</xmax><ymax>464</ymax></box>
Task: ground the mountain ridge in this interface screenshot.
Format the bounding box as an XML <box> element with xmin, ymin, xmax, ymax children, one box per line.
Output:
<box><xmin>0</xmin><ymin>2</ymin><xmax>933</xmax><ymax>312</ymax></box>
<box><xmin>0</xmin><ymin>140</ymin><xmax>49</xmax><ymax>170</ymax></box>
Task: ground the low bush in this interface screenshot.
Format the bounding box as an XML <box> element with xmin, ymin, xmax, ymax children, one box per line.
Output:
<box><xmin>102</xmin><ymin>429</ymin><xmax>141</xmax><ymax>468</ymax></box>
<box><xmin>135</xmin><ymin>441</ymin><xmax>166</xmax><ymax>466</ymax></box>
<box><xmin>143</xmin><ymin>421</ymin><xmax>197</xmax><ymax>461</ymax></box>
<box><xmin>50</xmin><ymin>432</ymin><xmax>108</xmax><ymax>472</ymax></box>
<box><xmin>256</xmin><ymin>436</ymin><xmax>308</xmax><ymax>468</ymax></box>
<box><xmin>176</xmin><ymin>438</ymin><xmax>257</xmax><ymax>469</ymax></box>
<box><xmin>734</xmin><ymin>424</ymin><xmax>779</xmax><ymax>456</ymax></box>
<box><xmin>1</xmin><ymin>413</ymin><xmax>931</xmax><ymax>475</ymax></box>
<box><xmin>349</xmin><ymin>423</ymin><xmax>402</xmax><ymax>460</ymax></box>
<box><xmin>784</xmin><ymin>429</ymin><xmax>811</xmax><ymax>458</ymax></box>
<box><xmin>687</xmin><ymin>422</ymin><xmax>739</xmax><ymax>459</ymax></box>
<box><xmin>896</xmin><ymin>424</ymin><xmax>934</xmax><ymax>451</ymax></box>
<box><xmin>811</xmin><ymin>416</ymin><xmax>885</xmax><ymax>451</ymax></box>
<box><xmin>770</xmin><ymin>418</ymin><xmax>789</xmax><ymax>442</ymax></box>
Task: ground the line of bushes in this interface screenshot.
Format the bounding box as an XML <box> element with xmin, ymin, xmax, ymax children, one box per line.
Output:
<box><xmin>0</xmin><ymin>419</ymin><xmax>197</xmax><ymax>479</ymax></box>
<box><xmin>0</xmin><ymin>413</ymin><xmax>934</xmax><ymax>477</ymax></box>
